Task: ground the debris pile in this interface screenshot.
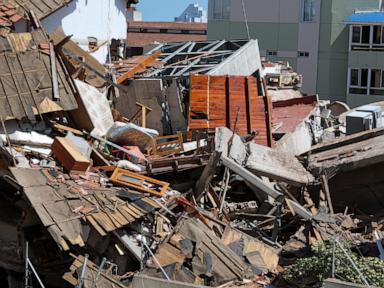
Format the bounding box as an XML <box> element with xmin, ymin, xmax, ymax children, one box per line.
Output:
<box><xmin>0</xmin><ymin>3</ymin><xmax>384</xmax><ymax>288</ymax></box>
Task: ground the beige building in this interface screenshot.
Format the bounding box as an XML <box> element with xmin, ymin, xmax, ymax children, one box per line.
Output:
<box><xmin>207</xmin><ymin>0</ymin><xmax>381</xmax><ymax>105</ymax></box>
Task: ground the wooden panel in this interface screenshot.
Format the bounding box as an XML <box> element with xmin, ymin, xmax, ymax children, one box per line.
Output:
<box><xmin>188</xmin><ymin>74</ymin><xmax>209</xmax><ymax>129</ymax></box>
<box><xmin>188</xmin><ymin>75</ymin><xmax>273</xmax><ymax>147</ymax></box>
<box><xmin>208</xmin><ymin>76</ymin><xmax>227</xmax><ymax>128</ymax></box>
<box><xmin>228</xmin><ymin>76</ymin><xmax>247</xmax><ymax>135</ymax></box>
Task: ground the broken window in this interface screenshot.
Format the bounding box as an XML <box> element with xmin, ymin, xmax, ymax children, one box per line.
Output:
<box><xmin>350</xmin><ymin>69</ymin><xmax>359</xmax><ymax>86</ymax></box>
<box><xmin>352</xmin><ymin>26</ymin><xmax>361</xmax><ymax>43</ymax></box>
<box><xmin>213</xmin><ymin>0</ymin><xmax>230</xmax><ymax>20</ymax></box>
<box><xmin>303</xmin><ymin>0</ymin><xmax>315</xmax><ymax>22</ymax></box>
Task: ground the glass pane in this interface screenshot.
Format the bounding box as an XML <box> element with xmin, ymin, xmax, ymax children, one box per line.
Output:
<box><xmin>213</xmin><ymin>0</ymin><xmax>222</xmax><ymax>19</ymax></box>
<box><xmin>373</xmin><ymin>26</ymin><xmax>382</xmax><ymax>44</ymax></box>
<box><xmin>362</xmin><ymin>26</ymin><xmax>370</xmax><ymax>44</ymax></box>
<box><xmin>303</xmin><ymin>0</ymin><xmax>315</xmax><ymax>22</ymax></box>
<box><xmin>213</xmin><ymin>0</ymin><xmax>230</xmax><ymax>20</ymax></box>
<box><xmin>361</xmin><ymin>69</ymin><xmax>368</xmax><ymax>87</ymax></box>
<box><xmin>382</xmin><ymin>71</ymin><xmax>384</xmax><ymax>87</ymax></box>
<box><xmin>371</xmin><ymin>69</ymin><xmax>381</xmax><ymax>87</ymax></box>
<box><xmin>350</xmin><ymin>69</ymin><xmax>359</xmax><ymax>86</ymax></box>
<box><xmin>382</xmin><ymin>26</ymin><xmax>384</xmax><ymax>44</ymax></box>
<box><xmin>223</xmin><ymin>0</ymin><xmax>230</xmax><ymax>19</ymax></box>
<box><xmin>352</xmin><ymin>27</ymin><xmax>361</xmax><ymax>43</ymax></box>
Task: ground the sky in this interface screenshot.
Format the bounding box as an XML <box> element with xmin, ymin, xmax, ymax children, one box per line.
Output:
<box><xmin>136</xmin><ymin>0</ymin><xmax>208</xmax><ymax>22</ymax></box>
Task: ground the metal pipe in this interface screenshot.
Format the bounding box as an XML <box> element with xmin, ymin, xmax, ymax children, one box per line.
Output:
<box><xmin>27</xmin><ymin>259</ymin><xmax>45</xmax><ymax>288</ymax></box>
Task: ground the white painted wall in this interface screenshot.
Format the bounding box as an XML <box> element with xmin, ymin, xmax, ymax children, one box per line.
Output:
<box><xmin>42</xmin><ymin>0</ymin><xmax>127</xmax><ymax>64</ymax></box>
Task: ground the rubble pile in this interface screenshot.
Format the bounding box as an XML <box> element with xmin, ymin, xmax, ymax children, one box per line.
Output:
<box><xmin>0</xmin><ymin>2</ymin><xmax>384</xmax><ymax>288</ymax></box>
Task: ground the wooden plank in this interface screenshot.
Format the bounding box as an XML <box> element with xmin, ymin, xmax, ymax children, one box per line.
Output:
<box><xmin>91</xmin><ymin>212</ymin><xmax>117</xmax><ymax>232</ymax></box>
<box><xmin>194</xmin><ymin>151</ymin><xmax>221</xmax><ymax>201</ymax></box>
<box><xmin>116</xmin><ymin>51</ymin><xmax>161</xmax><ymax>84</ymax></box>
<box><xmin>86</xmin><ymin>215</ymin><xmax>107</xmax><ymax>236</ymax></box>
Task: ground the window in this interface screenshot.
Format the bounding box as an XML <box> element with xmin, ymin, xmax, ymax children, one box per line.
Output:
<box><xmin>298</xmin><ymin>51</ymin><xmax>309</xmax><ymax>57</ymax></box>
<box><xmin>213</xmin><ymin>0</ymin><xmax>230</xmax><ymax>20</ymax></box>
<box><xmin>303</xmin><ymin>0</ymin><xmax>315</xmax><ymax>22</ymax></box>
<box><xmin>373</xmin><ymin>26</ymin><xmax>382</xmax><ymax>44</ymax></box>
<box><xmin>371</xmin><ymin>69</ymin><xmax>381</xmax><ymax>87</ymax></box>
<box><xmin>350</xmin><ymin>69</ymin><xmax>359</xmax><ymax>86</ymax></box>
<box><xmin>382</xmin><ymin>71</ymin><xmax>384</xmax><ymax>87</ymax></box>
<box><xmin>349</xmin><ymin>68</ymin><xmax>384</xmax><ymax>96</ymax></box>
<box><xmin>267</xmin><ymin>50</ymin><xmax>277</xmax><ymax>56</ymax></box>
<box><xmin>352</xmin><ymin>26</ymin><xmax>361</xmax><ymax>43</ymax></box>
<box><xmin>361</xmin><ymin>69</ymin><xmax>368</xmax><ymax>87</ymax></box>
<box><xmin>87</xmin><ymin>36</ymin><xmax>97</xmax><ymax>50</ymax></box>
<box><xmin>362</xmin><ymin>26</ymin><xmax>370</xmax><ymax>44</ymax></box>
<box><xmin>350</xmin><ymin>25</ymin><xmax>384</xmax><ymax>50</ymax></box>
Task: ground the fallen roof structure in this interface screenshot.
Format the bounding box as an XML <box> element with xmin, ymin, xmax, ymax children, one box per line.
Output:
<box><xmin>272</xmin><ymin>95</ymin><xmax>318</xmax><ymax>134</ymax></box>
<box><xmin>304</xmin><ymin>128</ymin><xmax>384</xmax><ymax>213</ymax></box>
<box><xmin>0</xmin><ymin>29</ymin><xmax>78</xmax><ymax>120</ymax></box>
<box><xmin>138</xmin><ymin>39</ymin><xmax>262</xmax><ymax>77</ymax></box>
<box><xmin>9</xmin><ymin>0</ymin><xmax>73</xmax><ymax>20</ymax></box>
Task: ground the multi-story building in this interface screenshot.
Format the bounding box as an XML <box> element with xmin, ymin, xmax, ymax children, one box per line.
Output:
<box><xmin>207</xmin><ymin>0</ymin><xmax>380</xmax><ymax>105</ymax></box>
<box><xmin>346</xmin><ymin>11</ymin><xmax>384</xmax><ymax>107</ymax></box>
<box><xmin>175</xmin><ymin>3</ymin><xmax>207</xmax><ymax>23</ymax></box>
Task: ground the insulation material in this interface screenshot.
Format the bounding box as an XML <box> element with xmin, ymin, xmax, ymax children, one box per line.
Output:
<box><xmin>74</xmin><ymin>79</ymin><xmax>114</xmax><ymax>137</ymax></box>
<box><xmin>188</xmin><ymin>75</ymin><xmax>273</xmax><ymax>146</ymax></box>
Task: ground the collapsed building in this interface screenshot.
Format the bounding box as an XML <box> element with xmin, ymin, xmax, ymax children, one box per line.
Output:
<box><xmin>0</xmin><ymin>1</ymin><xmax>383</xmax><ymax>288</ymax></box>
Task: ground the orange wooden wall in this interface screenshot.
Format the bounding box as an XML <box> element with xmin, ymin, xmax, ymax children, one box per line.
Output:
<box><xmin>188</xmin><ymin>75</ymin><xmax>272</xmax><ymax>147</ymax></box>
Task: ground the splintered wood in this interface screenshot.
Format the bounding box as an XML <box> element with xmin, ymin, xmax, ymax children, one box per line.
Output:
<box><xmin>9</xmin><ymin>167</ymin><xmax>160</xmax><ymax>251</ymax></box>
<box><xmin>188</xmin><ymin>74</ymin><xmax>273</xmax><ymax>146</ymax></box>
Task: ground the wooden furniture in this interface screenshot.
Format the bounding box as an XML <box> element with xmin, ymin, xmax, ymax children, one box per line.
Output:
<box><xmin>151</xmin><ymin>132</ymin><xmax>184</xmax><ymax>157</ymax></box>
<box><xmin>110</xmin><ymin>168</ymin><xmax>169</xmax><ymax>197</ymax></box>
<box><xmin>128</xmin><ymin>102</ymin><xmax>152</xmax><ymax>128</ymax></box>
<box><xmin>52</xmin><ymin>137</ymin><xmax>90</xmax><ymax>173</ymax></box>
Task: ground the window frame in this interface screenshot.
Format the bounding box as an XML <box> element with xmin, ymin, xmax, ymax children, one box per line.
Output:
<box><xmin>351</xmin><ymin>26</ymin><xmax>362</xmax><ymax>44</ymax></box>
<box><xmin>302</xmin><ymin>0</ymin><xmax>316</xmax><ymax>22</ymax></box>
<box><xmin>212</xmin><ymin>0</ymin><xmax>230</xmax><ymax>20</ymax></box>
<box><xmin>349</xmin><ymin>68</ymin><xmax>384</xmax><ymax>96</ymax></box>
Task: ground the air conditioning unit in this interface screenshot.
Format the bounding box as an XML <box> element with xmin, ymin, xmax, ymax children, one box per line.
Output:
<box><xmin>356</xmin><ymin>105</ymin><xmax>382</xmax><ymax>128</ymax></box>
<box><xmin>346</xmin><ymin>111</ymin><xmax>374</xmax><ymax>135</ymax></box>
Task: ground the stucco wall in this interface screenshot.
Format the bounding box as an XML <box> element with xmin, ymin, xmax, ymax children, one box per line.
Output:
<box><xmin>42</xmin><ymin>0</ymin><xmax>127</xmax><ymax>63</ymax></box>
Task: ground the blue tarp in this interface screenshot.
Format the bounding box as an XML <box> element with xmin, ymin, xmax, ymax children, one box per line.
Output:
<box><xmin>345</xmin><ymin>12</ymin><xmax>384</xmax><ymax>24</ymax></box>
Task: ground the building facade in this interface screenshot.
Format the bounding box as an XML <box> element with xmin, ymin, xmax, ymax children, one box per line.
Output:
<box><xmin>42</xmin><ymin>0</ymin><xmax>128</xmax><ymax>64</ymax></box>
<box><xmin>346</xmin><ymin>11</ymin><xmax>384</xmax><ymax>107</ymax></box>
<box><xmin>175</xmin><ymin>3</ymin><xmax>207</xmax><ymax>23</ymax></box>
<box><xmin>207</xmin><ymin>0</ymin><xmax>380</xmax><ymax>105</ymax></box>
